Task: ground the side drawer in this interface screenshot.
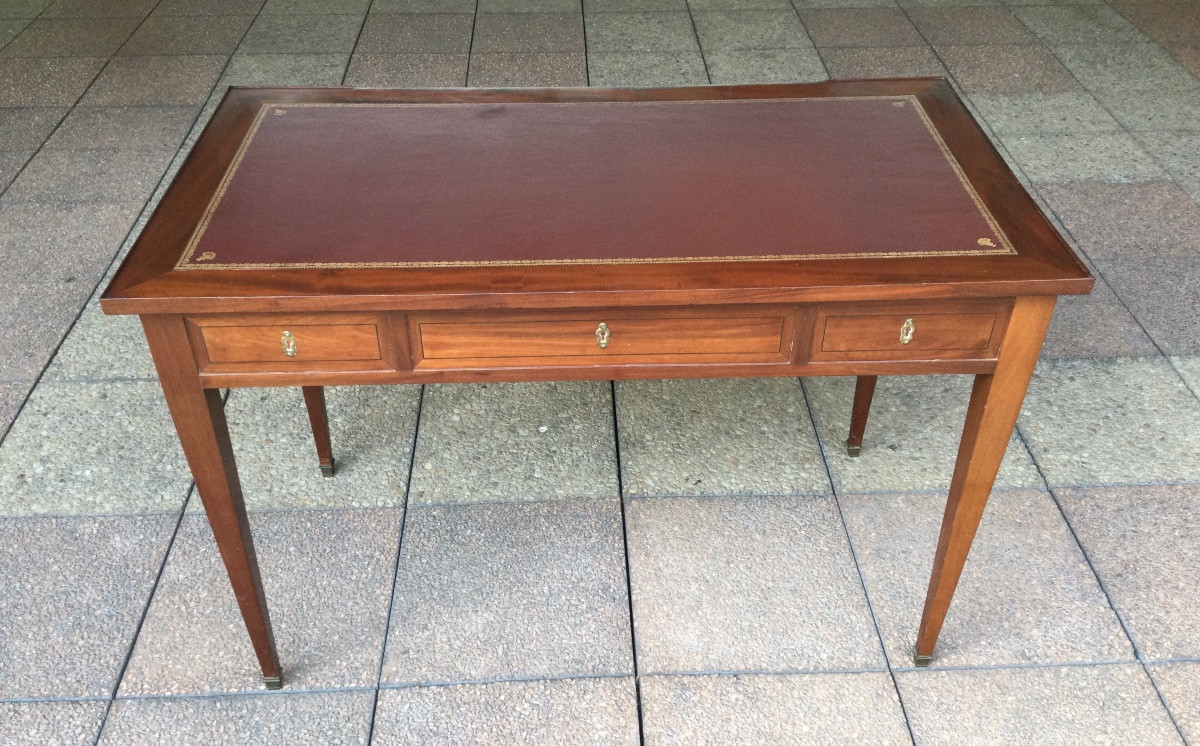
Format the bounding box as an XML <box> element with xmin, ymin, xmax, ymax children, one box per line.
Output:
<box><xmin>187</xmin><ymin>313</ymin><xmax>387</xmax><ymax>372</ymax></box>
<box><xmin>411</xmin><ymin>307</ymin><xmax>795</xmax><ymax>369</ymax></box>
<box><xmin>811</xmin><ymin>300</ymin><xmax>1011</xmax><ymax>363</ymax></box>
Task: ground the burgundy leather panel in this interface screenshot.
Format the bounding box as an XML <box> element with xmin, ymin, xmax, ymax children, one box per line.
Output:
<box><xmin>181</xmin><ymin>97</ymin><xmax>1011</xmax><ymax>269</ymax></box>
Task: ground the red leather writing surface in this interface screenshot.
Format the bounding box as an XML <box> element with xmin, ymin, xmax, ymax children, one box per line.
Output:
<box><xmin>180</xmin><ymin>96</ymin><xmax>1012</xmax><ymax>269</ymax></box>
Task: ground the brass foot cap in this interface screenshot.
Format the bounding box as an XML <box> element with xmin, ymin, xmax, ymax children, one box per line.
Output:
<box><xmin>913</xmin><ymin>654</ymin><xmax>933</xmax><ymax>667</ymax></box>
<box><xmin>319</xmin><ymin>460</ymin><xmax>336</xmax><ymax>478</ymax></box>
<box><xmin>845</xmin><ymin>440</ymin><xmax>862</xmax><ymax>457</ymax></box>
<box><xmin>264</xmin><ymin>675</ymin><xmax>283</xmax><ymax>690</ymax></box>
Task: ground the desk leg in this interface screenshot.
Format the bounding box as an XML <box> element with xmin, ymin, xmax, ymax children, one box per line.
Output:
<box><xmin>302</xmin><ymin>386</ymin><xmax>335</xmax><ymax>477</ymax></box>
<box><xmin>913</xmin><ymin>296</ymin><xmax>1055</xmax><ymax>666</ymax></box>
<box><xmin>142</xmin><ymin>315</ymin><xmax>284</xmax><ymax>689</ymax></box>
<box><xmin>845</xmin><ymin>375</ymin><xmax>877</xmax><ymax>456</ymax></box>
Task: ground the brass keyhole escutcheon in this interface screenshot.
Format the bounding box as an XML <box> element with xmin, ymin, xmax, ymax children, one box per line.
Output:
<box><xmin>899</xmin><ymin>318</ymin><xmax>915</xmax><ymax>345</ymax></box>
<box><xmin>280</xmin><ymin>330</ymin><xmax>297</xmax><ymax>357</ymax></box>
<box><xmin>596</xmin><ymin>322</ymin><xmax>610</xmax><ymax>349</ymax></box>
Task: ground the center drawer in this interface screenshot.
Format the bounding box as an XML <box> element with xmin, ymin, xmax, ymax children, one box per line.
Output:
<box><xmin>410</xmin><ymin>307</ymin><xmax>794</xmax><ymax>369</ymax></box>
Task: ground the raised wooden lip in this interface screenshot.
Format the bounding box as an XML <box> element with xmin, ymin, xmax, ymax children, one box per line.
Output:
<box><xmin>101</xmin><ymin>80</ymin><xmax>1094</xmax><ymax>316</ymax></box>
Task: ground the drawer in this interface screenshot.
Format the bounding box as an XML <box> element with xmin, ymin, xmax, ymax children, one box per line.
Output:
<box><xmin>411</xmin><ymin>308</ymin><xmax>794</xmax><ymax>369</ymax></box>
<box><xmin>187</xmin><ymin>313</ymin><xmax>385</xmax><ymax>371</ymax></box>
<box><xmin>811</xmin><ymin>300</ymin><xmax>1011</xmax><ymax>363</ymax></box>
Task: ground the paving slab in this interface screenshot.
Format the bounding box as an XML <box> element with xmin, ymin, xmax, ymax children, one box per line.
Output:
<box><xmin>585</xmin><ymin>11</ymin><xmax>700</xmax><ymax>52</ymax></box>
<box><xmin>969</xmin><ymin>91</ymin><xmax>1121</xmax><ymax>136</ymax></box>
<box><xmin>355</xmin><ymin>13</ymin><xmax>475</xmax><ymax>54</ymax></box>
<box><xmin>705</xmin><ymin>47</ymin><xmax>826</xmax><ymax>83</ymax></box>
<box><xmin>0</xmin><ymin>514</ymin><xmax>174</xmax><ymax>698</ymax></box>
<box><xmin>1104</xmin><ymin>255</ymin><xmax>1200</xmax><ymax>355</ymax></box>
<box><xmin>467</xmin><ymin>51</ymin><xmax>587</xmax><ymax>85</ymax></box>
<box><xmin>1013</xmin><ymin>3</ymin><xmax>1148</xmax><ymax>47</ymax></box>
<box><xmin>120</xmin><ymin>509</ymin><xmax>401</xmax><ymax>695</ymax></box>
<box><xmin>841</xmin><ymin>488</ymin><xmax>1132</xmax><ymax>668</ymax></box>
<box><xmin>1000</xmin><ymin>131</ymin><xmax>1167</xmax><ymax>185</ymax></box>
<box><xmin>938</xmin><ymin>44</ymin><xmax>1080</xmax><ymax>94</ymax></box>
<box><xmin>907</xmin><ymin>5</ymin><xmax>1035</xmax><ymax>45</ymax></box>
<box><xmin>382</xmin><ymin>500</ymin><xmax>633</xmax><ymax>685</ymax></box>
<box><xmin>0</xmin><ymin>280</ymin><xmax>93</xmax><ymax>385</ymax></box>
<box><xmin>2</xmin><ymin>148</ymin><xmax>171</xmax><ymax>205</ymax></box>
<box><xmin>41</xmin><ymin>0</ymin><xmax>156</xmax><ymax>16</ymax></box>
<box><xmin>640</xmin><ymin>672</ymin><xmax>911</xmax><ymax>745</ymax></box>
<box><xmin>374</xmin><ymin>678</ymin><xmax>640</xmax><ymax>745</ymax></box>
<box><xmin>617</xmin><ymin>378</ymin><xmax>830</xmax><ymax>498</ymax></box>
<box><xmin>1054</xmin><ymin>42</ymin><xmax>1199</xmax><ymax>94</ymax></box>
<box><xmin>586</xmin><ymin>50</ymin><xmax>709</xmax><ymax>85</ymax></box>
<box><xmin>0</xmin><ymin>56</ymin><xmax>105</xmax><ymax>107</ymax></box>
<box><xmin>218</xmin><ymin>52</ymin><xmax>350</xmax><ymax>87</ymax></box>
<box><xmin>213</xmin><ymin>385</ymin><xmax>419</xmax><ymax>511</ymax></box>
<box><xmin>237</xmin><ymin>13</ymin><xmax>363</xmax><ymax>54</ymax></box>
<box><xmin>0</xmin><ymin>380</ymin><xmax>191</xmax><ymax>515</ymax></box>
<box><xmin>471</xmin><ymin>12</ymin><xmax>586</xmax><ymax>53</ymax></box>
<box><xmin>626</xmin><ymin>495</ymin><xmax>884</xmax><ymax>674</ymax></box>
<box><xmin>79</xmin><ymin>55</ymin><xmax>227</xmax><ymax>107</ymax></box>
<box><xmin>100</xmin><ymin>691</ymin><xmax>374</xmax><ymax>745</ymax></box>
<box><xmin>1</xmin><ymin>16</ymin><xmax>138</xmax><ymax>58</ymax></box>
<box><xmin>0</xmin><ymin>106</ymin><xmax>66</xmax><ymax>150</ymax></box>
<box><xmin>44</xmin><ymin>105</ymin><xmax>198</xmax><ymax>152</ymax></box>
<box><xmin>820</xmin><ymin>45</ymin><xmax>945</xmax><ymax>79</ymax></box>
<box><xmin>897</xmin><ymin>664</ymin><xmax>1182</xmax><ymax>746</ymax></box>
<box><xmin>692</xmin><ymin>10</ymin><xmax>812</xmax><ymax>50</ymax></box>
<box><xmin>1058</xmin><ymin>483</ymin><xmax>1200</xmax><ymax>660</ymax></box>
<box><xmin>0</xmin><ymin>201</ymin><xmax>140</xmax><ymax>282</ymax></box>
<box><xmin>118</xmin><ymin>13</ymin><xmax>255</xmax><ymax>56</ymax></box>
<box><xmin>1172</xmin><ymin>355</ymin><xmax>1200</xmax><ymax>394</ymax></box>
<box><xmin>805</xmin><ymin>375</ymin><xmax>1042</xmax><ymax>494</ymax></box>
<box><xmin>411</xmin><ymin>381</ymin><xmax>618</xmax><ymax>504</ymax></box>
<box><xmin>345</xmin><ymin>51</ymin><xmax>467</xmax><ymax>85</ymax></box>
<box><xmin>42</xmin><ymin>299</ymin><xmax>156</xmax><ymax>382</ymax></box>
<box><xmin>1148</xmin><ymin>662</ymin><xmax>1200</xmax><ymax>744</ymax></box>
<box><xmin>1019</xmin><ymin>357</ymin><xmax>1200</xmax><ymax>486</ymax></box>
<box><xmin>1038</xmin><ymin>181</ymin><xmax>1200</xmax><ymax>262</ymax></box>
<box><xmin>800</xmin><ymin>8</ymin><xmax>925</xmax><ymax>48</ymax></box>
<box><xmin>0</xmin><ymin>701</ymin><xmax>107</xmax><ymax>746</ymax></box>
<box><xmin>1039</xmin><ymin>264</ymin><xmax>1158</xmax><ymax>358</ymax></box>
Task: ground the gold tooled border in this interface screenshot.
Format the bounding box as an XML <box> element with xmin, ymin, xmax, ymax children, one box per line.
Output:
<box><xmin>177</xmin><ymin>96</ymin><xmax>1017</xmax><ymax>270</ymax></box>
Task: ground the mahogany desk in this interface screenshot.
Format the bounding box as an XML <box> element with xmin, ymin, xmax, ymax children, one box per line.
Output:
<box><xmin>101</xmin><ymin>81</ymin><xmax>1093</xmax><ymax>689</ymax></box>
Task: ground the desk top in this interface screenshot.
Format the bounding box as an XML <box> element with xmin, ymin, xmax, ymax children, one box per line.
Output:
<box><xmin>103</xmin><ymin>81</ymin><xmax>1092</xmax><ymax>314</ymax></box>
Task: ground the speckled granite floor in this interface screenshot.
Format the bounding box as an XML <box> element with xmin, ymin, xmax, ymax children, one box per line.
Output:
<box><xmin>1</xmin><ymin>0</ymin><xmax>1198</xmax><ymax>743</ymax></box>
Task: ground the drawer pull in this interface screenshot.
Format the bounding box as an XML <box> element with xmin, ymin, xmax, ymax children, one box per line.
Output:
<box><xmin>899</xmin><ymin>318</ymin><xmax>915</xmax><ymax>345</ymax></box>
<box><xmin>280</xmin><ymin>330</ymin><xmax>297</xmax><ymax>357</ymax></box>
<box><xmin>595</xmin><ymin>322</ymin><xmax>610</xmax><ymax>349</ymax></box>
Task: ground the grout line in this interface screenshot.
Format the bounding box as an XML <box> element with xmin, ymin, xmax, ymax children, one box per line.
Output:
<box><xmin>341</xmin><ymin>0</ymin><xmax>375</xmax><ymax>85</ymax></box>
<box><xmin>609</xmin><ymin>380</ymin><xmax>647</xmax><ymax>746</ymax></box>
<box><xmin>379</xmin><ymin>670</ymin><xmax>634</xmax><ymax>692</ymax></box>
<box><xmin>681</xmin><ymin>0</ymin><xmax>711</xmax><ymax>85</ymax></box>
<box><xmin>365</xmin><ymin>383</ymin><xmax>425</xmax><ymax>743</ymax></box>
<box><xmin>1013</xmin><ymin>427</ymin><xmax>1192</xmax><ymax>746</ymax></box>
<box><xmin>103</xmin><ymin>685</ymin><xmax>380</xmax><ymax>705</ymax></box>
<box><xmin>463</xmin><ymin>0</ymin><xmax>482</xmax><ymax>86</ymax></box>
<box><xmin>798</xmin><ymin>377</ymin><xmax>918</xmax><ymax>746</ymax></box>
<box><xmin>91</xmin><ymin>479</ymin><xmax>196</xmax><ymax>746</ymax></box>
<box><xmin>0</xmin><ymin>0</ymin><xmax>265</xmax><ymax>449</ymax></box>
<box><xmin>580</xmin><ymin>0</ymin><xmax>589</xmax><ymax>86</ymax></box>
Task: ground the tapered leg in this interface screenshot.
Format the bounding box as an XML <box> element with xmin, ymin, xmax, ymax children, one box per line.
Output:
<box><xmin>914</xmin><ymin>296</ymin><xmax>1056</xmax><ymax>666</ymax></box>
<box><xmin>846</xmin><ymin>375</ymin><xmax>877</xmax><ymax>456</ymax></box>
<box><xmin>141</xmin><ymin>315</ymin><xmax>284</xmax><ymax>689</ymax></box>
<box><xmin>302</xmin><ymin>386</ymin><xmax>335</xmax><ymax>477</ymax></box>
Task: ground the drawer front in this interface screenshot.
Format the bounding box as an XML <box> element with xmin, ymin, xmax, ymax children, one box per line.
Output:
<box><xmin>812</xmin><ymin>300</ymin><xmax>1010</xmax><ymax>363</ymax></box>
<box><xmin>413</xmin><ymin>309</ymin><xmax>793</xmax><ymax>368</ymax></box>
<box><xmin>188</xmin><ymin>314</ymin><xmax>384</xmax><ymax>370</ymax></box>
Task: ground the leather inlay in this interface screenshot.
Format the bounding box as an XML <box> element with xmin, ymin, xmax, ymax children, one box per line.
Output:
<box><xmin>179</xmin><ymin>97</ymin><xmax>1014</xmax><ymax>270</ymax></box>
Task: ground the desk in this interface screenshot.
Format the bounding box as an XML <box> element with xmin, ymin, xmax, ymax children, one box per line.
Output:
<box><xmin>101</xmin><ymin>81</ymin><xmax>1093</xmax><ymax>689</ymax></box>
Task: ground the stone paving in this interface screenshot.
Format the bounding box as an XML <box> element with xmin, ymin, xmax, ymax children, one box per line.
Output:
<box><xmin>0</xmin><ymin>0</ymin><xmax>1198</xmax><ymax>742</ymax></box>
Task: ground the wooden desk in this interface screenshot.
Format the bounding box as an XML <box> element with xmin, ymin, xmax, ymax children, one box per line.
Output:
<box><xmin>101</xmin><ymin>81</ymin><xmax>1093</xmax><ymax>689</ymax></box>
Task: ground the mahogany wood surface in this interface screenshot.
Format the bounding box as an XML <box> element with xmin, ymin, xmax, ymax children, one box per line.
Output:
<box><xmin>846</xmin><ymin>375</ymin><xmax>878</xmax><ymax>456</ymax></box>
<box><xmin>915</xmin><ymin>295</ymin><xmax>1057</xmax><ymax>663</ymax></box>
<box><xmin>100</xmin><ymin>82</ymin><xmax>1094</xmax><ymax>685</ymax></box>
<box><xmin>302</xmin><ymin>386</ymin><xmax>334</xmax><ymax>477</ymax></box>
